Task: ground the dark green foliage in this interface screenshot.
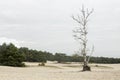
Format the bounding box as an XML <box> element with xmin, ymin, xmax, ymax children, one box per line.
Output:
<box><xmin>0</xmin><ymin>43</ymin><xmax>120</xmax><ymax>65</ymax></box>
<box><xmin>90</xmin><ymin>57</ymin><xmax>120</xmax><ymax>64</ymax></box>
<box><xmin>54</xmin><ymin>53</ymin><xmax>67</xmax><ymax>63</ymax></box>
<box><xmin>18</xmin><ymin>47</ymin><xmax>120</xmax><ymax>63</ymax></box>
<box><xmin>0</xmin><ymin>43</ymin><xmax>25</xmax><ymax>67</ymax></box>
<box><xmin>71</xmin><ymin>54</ymin><xmax>83</xmax><ymax>62</ymax></box>
<box><xmin>18</xmin><ymin>48</ymin><xmax>50</xmax><ymax>62</ymax></box>
<box><xmin>43</xmin><ymin>51</ymin><xmax>54</xmax><ymax>61</ymax></box>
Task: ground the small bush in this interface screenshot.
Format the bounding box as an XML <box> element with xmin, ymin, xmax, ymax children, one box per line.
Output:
<box><xmin>38</xmin><ymin>62</ymin><xmax>45</xmax><ymax>66</ymax></box>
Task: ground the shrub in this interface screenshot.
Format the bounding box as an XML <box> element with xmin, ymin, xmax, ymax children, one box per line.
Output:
<box><xmin>0</xmin><ymin>43</ymin><xmax>25</xmax><ymax>67</ymax></box>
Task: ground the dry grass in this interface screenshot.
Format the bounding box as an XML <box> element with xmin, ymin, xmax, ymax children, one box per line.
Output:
<box><xmin>0</xmin><ymin>62</ymin><xmax>120</xmax><ymax>80</ymax></box>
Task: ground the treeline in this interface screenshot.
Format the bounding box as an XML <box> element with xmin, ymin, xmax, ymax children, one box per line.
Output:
<box><xmin>90</xmin><ymin>57</ymin><xmax>120</xmax><ymax>64</ymax></box>
<box><xmin>0</xmin><ymin>43</ymin><xmax>120</xmax><ymax>67</ymax></box>
<box><xmin>18</xmin><ymin>47</ymin><xmax>120</xmax><ymax>64</ymax></box>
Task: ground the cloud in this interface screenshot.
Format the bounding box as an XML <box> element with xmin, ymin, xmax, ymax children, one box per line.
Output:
<box><xmin>0</xmin><ymin>37</ymin><xmax>35</xmax><ymax>48</ymax></box>
<box><xmin>0</xmin><ymin>0</ymin><xmax>120</xmax><ymax>57</ymax></box>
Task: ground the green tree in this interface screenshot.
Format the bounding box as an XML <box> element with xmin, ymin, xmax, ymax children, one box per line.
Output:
<box><xmin>0</xmin><ymin>43</ymin><xmax>25</xmax><ymax>67</ymax></box>
<box><xmin>71</xmin><ymin>54</ymin><xmax>83</xmax><ymax>62</ymax></box>
<box><xmin>19</xmin><ymin>48</ymin><xmax>47</xmax><ymax>62</ymax></box>
<box><xmin>54</xmin><ymin>53</ymin><xmax>67</xmax><ymax>63</ymax></box>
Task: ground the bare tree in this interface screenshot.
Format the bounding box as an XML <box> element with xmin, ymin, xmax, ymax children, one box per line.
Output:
<box><xmin>72</xmin><ymin>6</ymin><xmax>94</xmax><ymax>71</ymax></box>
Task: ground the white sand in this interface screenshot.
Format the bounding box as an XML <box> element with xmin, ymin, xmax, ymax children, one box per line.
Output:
<box><xmin>0</xmin><ymin>62</ymin><xmax>120</xmax><ymax>80</ymax></box>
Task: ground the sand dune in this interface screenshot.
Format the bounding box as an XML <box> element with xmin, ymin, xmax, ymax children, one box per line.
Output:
<box><xmin>0</xmin><ymin>62</ymin><xmax>120</xmax><ymax>80</ymax></box>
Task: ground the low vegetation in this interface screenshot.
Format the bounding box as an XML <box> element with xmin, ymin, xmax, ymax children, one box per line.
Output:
<box><xmin>0</xmin><ymin>43</ymin><xmax>120</xmax><ymax>67</ymax></box>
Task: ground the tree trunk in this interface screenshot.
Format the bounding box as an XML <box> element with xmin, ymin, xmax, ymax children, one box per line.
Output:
<box><xmin>82</xmin><ymin>42</ymin><xmax>91</xmax><ymax>71</ymax></box>
<box><xmin>83</xmin><ymin>65</ymin><xmax>91</xmax><ymax>71</ymax></box>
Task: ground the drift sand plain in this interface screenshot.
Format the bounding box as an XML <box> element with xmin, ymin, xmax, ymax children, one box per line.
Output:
<box><xmin>0</xmin><ymin>62</ymin><xmax>120</xmax><ymax>80</ymax></box>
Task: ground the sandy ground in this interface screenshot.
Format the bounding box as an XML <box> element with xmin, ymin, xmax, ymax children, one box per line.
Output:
<box><xmin>0</xmin><ymin>62</ymin><xmax>120</xmax><ymax>80</ymax></box>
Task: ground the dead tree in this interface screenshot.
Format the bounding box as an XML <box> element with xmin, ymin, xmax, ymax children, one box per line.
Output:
<box><xmin>72</xmin><ymin>6</ymin><xmax>93</xmax><ymax>71</ymax></box>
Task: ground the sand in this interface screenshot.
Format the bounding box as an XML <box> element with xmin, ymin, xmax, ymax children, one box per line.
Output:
<box><xmin>0</xmin><ymin>62</ymin><xmax>120</xmax><ymax>80</ymax></box>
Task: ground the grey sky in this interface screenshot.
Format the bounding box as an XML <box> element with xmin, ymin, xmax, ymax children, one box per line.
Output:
<box><xmin>0</xmin><ymin>0</ymin><xmax>120</xmax><ymax>57</ymax></box>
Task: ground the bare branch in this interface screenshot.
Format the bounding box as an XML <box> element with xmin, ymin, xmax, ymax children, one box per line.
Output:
<box><xmin>86</xmin><ymin>9</ymin><xmax>94</xmax><ymax>20</ymax></box>
<box><xmin>71</xmin><ymin>15</ymin><xmax>84</xmax><ymax>26</ymax></box>
<box><xmin>72</xmin><ymin>6</ymin><xmax>94</xmax><ymax>71</ymax></box>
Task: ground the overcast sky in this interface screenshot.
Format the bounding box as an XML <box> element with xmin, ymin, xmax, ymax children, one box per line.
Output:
<box><xmin>0</xmin><ymin>0</ymin><xmax>120</xmax><ymax>57</ymax></box>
